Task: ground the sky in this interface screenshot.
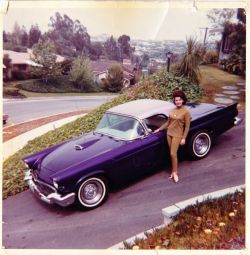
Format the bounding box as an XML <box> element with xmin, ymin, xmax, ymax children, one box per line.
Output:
<box><xmin>1</xmin><ymin>1</ymin><xmax>222</xmax><ymax>42</ymax></box>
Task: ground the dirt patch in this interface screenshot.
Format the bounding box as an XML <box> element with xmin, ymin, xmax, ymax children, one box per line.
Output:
<box><xmin>3</xmin><ymin>109</ymin><xmax>91</xmax><ymax>142</ymax></box>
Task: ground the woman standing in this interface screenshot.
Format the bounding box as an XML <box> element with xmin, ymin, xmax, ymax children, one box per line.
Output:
<box><xmin>154</xmin><ymin>90</ymin><xmax>191</xmax><ymax>183</ymax></box>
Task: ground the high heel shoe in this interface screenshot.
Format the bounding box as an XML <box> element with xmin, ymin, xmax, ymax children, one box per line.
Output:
<box><xmin>169</xmin><ymin>174</ymin><xmax>173</xmax><ymax>179</ymax></box>
<box><xmin>173</xmin><ymin>174</ymin><xmax>179</xmax><ymax>183</ymax></box>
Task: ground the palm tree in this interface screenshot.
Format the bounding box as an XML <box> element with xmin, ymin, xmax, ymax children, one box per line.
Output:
<box><xmin>175</xmin><ymin>37</ymin><xmax>203</xmax><ymax>84</ymax></box>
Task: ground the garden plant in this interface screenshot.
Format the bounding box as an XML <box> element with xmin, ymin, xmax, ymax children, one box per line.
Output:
<box><xmin>124</xmin><ymin>189</ymin><xmax>245</xmax><ymax>250</ymax></box>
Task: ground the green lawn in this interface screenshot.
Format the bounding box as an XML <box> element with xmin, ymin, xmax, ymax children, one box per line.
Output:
<box><xmin>199</xmin><ymin>64</ymin><xmax>245</xmax><ymax>111</ymax></box>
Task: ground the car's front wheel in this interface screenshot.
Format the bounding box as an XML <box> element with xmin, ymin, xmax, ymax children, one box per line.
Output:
<box><xmin>76</xmin><ymin>176</ymin><xmax>108</xmax><ymax>210</ymax></box>
<box><xmin>188</xmin><ymin>131</ymin><xmax>212</xmax><ymax>159</ymax></box>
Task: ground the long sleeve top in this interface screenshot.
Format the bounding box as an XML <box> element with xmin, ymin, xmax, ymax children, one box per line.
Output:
<box><xmin>159</xmin><ymin>106</ymin><xmax>191</xmax><ymax>139</ymax></box>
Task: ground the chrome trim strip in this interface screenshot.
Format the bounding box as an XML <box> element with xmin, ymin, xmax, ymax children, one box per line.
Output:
<box><xmin>24</xmin><ymin>170</ymin><xmax>75</xmax><ymax>207</ymax></box>
<box><xmin>33</xmin><ymin>175</ymin><xmax>57</xmax><ymax>193</ymax></box>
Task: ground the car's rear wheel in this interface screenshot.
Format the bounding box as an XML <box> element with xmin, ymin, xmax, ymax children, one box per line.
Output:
<box><xmin>188</xmin><ymin>131</ymin><xmax>212</xmax><ymax>159</ymax></box>
<box><xmin>76</xmin><ymin>176</ymin><xmax>108</xmax><ymax>210</ymax></box>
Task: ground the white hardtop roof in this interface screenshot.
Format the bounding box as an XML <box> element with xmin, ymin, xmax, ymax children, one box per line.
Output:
<box><xmin>107</xmin><ymin>99</ymin><xmax>175</xmax><ymax>119</ymax></box>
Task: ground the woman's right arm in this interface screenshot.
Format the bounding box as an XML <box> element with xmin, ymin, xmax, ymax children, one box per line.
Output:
<box><xmin>154</xmin><ymin>118</ymin><xmax>170</xmax><ymax>133</ymax></box>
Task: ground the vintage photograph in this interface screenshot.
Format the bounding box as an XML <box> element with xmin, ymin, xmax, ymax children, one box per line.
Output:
<box><xmin>2</xmin><ymin>0</ymin><xmax>246</xmax><ymax>251</ymax></box>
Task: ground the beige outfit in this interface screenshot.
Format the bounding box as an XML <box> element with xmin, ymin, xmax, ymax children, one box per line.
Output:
<box><xmin>159</xmin><ymin>106</ymin><xmax>191</xmax><ymax>173</ymax></box>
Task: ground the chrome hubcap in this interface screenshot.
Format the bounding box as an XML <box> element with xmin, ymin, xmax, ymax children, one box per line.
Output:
<box><xmin>194</xmin><ymin>134</ymin><xmax>210</xmax><ymax>156</ymax></box>
<box><xmin>84</xmin><ymin>184</ymin><xmax>98</xmax><ymax>200</ymax></box>
<box><xmin>79</xmin><ymin>178</ymin><xmax>105</xmax><ymax>206</ymax></box>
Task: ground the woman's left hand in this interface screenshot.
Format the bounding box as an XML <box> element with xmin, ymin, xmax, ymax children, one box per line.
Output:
<box><xmin>180</xmin><ymin>138</ymin><xmax>186</xmax><ymax>145</ymax></box>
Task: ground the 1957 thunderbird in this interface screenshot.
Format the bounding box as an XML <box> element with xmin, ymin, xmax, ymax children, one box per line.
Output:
<box><xmin>23</xmin><ymin>99</ymin><xmax>241</xmax><ymax>210</ymax></box>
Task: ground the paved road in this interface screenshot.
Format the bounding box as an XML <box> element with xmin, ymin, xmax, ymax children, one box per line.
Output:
<box><xmin>3</xmin><ymin>95</ymin><xmax>116</xmax><ymax>124</ymax></box>
<box><xmin>2</xmin><ymin>113</ymin><xmax>245</xmax><ymax>249</ymax></box>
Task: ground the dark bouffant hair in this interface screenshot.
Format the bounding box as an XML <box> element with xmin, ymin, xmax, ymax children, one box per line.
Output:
<box><xmin>172</xmin><ymin>89</ymin><xmax>187</xmax><ymax>105</ymax></box>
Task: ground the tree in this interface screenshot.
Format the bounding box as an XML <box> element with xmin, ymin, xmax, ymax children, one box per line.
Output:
<box><xmin>131</xmin><ymin>54</ymin><xmax>140</xmax><ymax>66</ymax></box>
<box><xmin>175</xmin><ymin>37</ymin><xmax>202</xmax><ymax>84</ymax></box>
<box><xmin>102</xmin><ymin>64</ymin><xmax>124</xmax><ymax>92</ymax></box>
<box><xmin>12</xmin><ymin>22</ymin><xmax>22</xmax><ymax>45</ymax></box>
<box><xmin>48</xmin><ymin>12</ymin><xmax>91</xmax><ymax>57</ymax></box>
<box><xmin>31</xmin><ymin>39</ymin><xmax>62</xmax><ymax>83</ymax></box>
<box><xmin>20</xmin><ymin>26</ymin><xmax>28</xmax><ymax>47</ymax></box>
<box><xmin>104</xmin><ymin>36</ymin><xmax>119</xmax><ymax>61</ymax></box>
<box><xmin>89</xmin><ymin>42</ymin><xmax>104</xmax><ymax>60</ymax></box>
<box><xmin>69</xmin><ymin>55</ymin><xmax>94</xmax><ymax>92</ymax></box>
<box><xmin>3</xmin><ymin>31</ymin><xmax>8</xmax><ymax>43</ymax></box>
<box><xmin>3</xmin><ymin>54</ymin><xmax>12</xmax><ymax>81</ymax></box>
<box><xmin>29</xmin><ymin>24</ymin><xmax>42</xmax><ymax>48</ymax></box>
<box><xmin>237</xmin><ymin>8</ymin><xmax>246</xmax><ymax>24</ymax></box>
<box><xmin>72</xmin><ymin>19</ymin><xmax>91</xmax><ymax>54</ymax></box>
<box><xmin>140</xmin><ymin>53</ymin><xmax>150</xmax><ymax>68</ymax></box>
<box><xmin>220</xmin><ymin>8</ymin><xmax>246</xmax><ymax>75</ymax></box>
<box><xmin>207</xmin><ymin>8</ymin><xmax>236</xmax><ymax>28</ymax></box>
<box><xmin>118</xmin><ymin>34</ymin><xmax>133</xmax><ymax>59</ymax></box>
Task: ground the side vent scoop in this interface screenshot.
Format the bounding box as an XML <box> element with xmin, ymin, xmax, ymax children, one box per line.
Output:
<box><xmin>75</xmin><ymin>144</ymin><xmax>85</xmax><ymax>150</ymax></box>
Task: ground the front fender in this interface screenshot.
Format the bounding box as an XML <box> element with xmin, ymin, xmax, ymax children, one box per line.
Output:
<box><xmin>75</xmin><ymin>170</ymin><xmax>107</xmax><ymax>189</ymax></box>
<box><xmin>22</xmin><ymin>140</ymin><xmax>68</xmax><ymax>169</ymax></box>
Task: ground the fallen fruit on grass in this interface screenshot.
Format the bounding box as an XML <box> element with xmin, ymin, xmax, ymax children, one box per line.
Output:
<box><xmin>229</xmin><ymin>212</ymin><xmax>236</xmax><ymax>217</ymax></box>
<box><xmin>204</xmin><ymin>229</ymin><xmax>212</xmax><ymax>234</ymax></box>
<box><xmin>219</xmin><ymin>222</ymin><xmax>226</xmax><ymax>227</ymax></box>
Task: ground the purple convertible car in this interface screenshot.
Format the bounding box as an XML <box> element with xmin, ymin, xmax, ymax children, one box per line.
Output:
<box><xmin>23</xmin><ymin>99</ymin><xmax>241</xmax><ymax>210</ymax></box>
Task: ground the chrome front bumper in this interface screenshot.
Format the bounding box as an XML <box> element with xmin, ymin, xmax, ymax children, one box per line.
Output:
<box><xmin>24</xmin><ymin>170</ymin><xmax>75</xmax><ymax>207</ymax></box>
<box><xmin>234</xmin><ymin>117</ymin><xmax>243</xmax><ymax>126</ymax></box>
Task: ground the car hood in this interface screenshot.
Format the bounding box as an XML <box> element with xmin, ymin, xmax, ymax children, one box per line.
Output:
<box><xmin>40</xmin><ymin>132</ymin><xmax>124</xmax><ymax>174</ymax></box>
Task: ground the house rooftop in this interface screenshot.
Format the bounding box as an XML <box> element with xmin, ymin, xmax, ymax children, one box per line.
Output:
<box><xmin>90</xmin><ymin>59</ymin><xmax>134</xmax><ymax>79</ymax></box>
<box><xmin>3</xmin><ymin>50</ymin><xmax>65</xmax><ymax>65</ymax></box>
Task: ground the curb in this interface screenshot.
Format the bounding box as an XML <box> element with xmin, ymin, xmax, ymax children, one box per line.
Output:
<box><xmin>162</xmin><ymin>184</ymin><xmax>245</xmax><ymax>224</ymax></box>
<box><xmin>108</xmin><ymin>184</ymin><xmax>245</xmax><ymax>249</ymax></box>
<box><xmin>3</xmin><ymin>114</ymin><xmax>86</xmax><ymax>161</ymax></box>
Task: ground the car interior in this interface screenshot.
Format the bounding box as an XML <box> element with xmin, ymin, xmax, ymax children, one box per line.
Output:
<box><xmin>144</xmin><ymin>114</ymin><xmax>167</xmax><ymax>132</ymax></box>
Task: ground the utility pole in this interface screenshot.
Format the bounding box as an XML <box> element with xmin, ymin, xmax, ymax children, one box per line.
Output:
<box><xmin>200</xmin><ymin>27</ymin><xmax>209</xmax><ymax>46</ymax></box>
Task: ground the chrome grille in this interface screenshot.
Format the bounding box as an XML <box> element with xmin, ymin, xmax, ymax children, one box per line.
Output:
<box><xmin>31</xmin><ymin>171</ymin><xmax>56</xmax><ymax>196</ymax></box>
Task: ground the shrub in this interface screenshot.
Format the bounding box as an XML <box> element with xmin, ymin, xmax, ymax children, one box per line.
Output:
<box><xmin>69</xmin><ymin>55</ymin><xmax>95</xmax><ymax>92</ymax></box>
<box><xmin>19</xmin><ymin>76</ymin><xmax>82</xmax><ymax>93</ymax></box>
<box><xmin>203</xmin><ymin>50</ymin><xmax>219</xmax><ymax>64</ymax></box>
<box><xmin>3</xmin><ymin>87</ymin><xmax>26</xmax><ymax>98</ymax></box>
<box><xmin>220</xmin><ymin>54</ymin><xmax>245</xmax><ymax>76</ymax></box>
<box><xmin>11</xmin><ymin>70</ymin><xmax>29</xmax><ymax>80</ymax></box>
<box><xmin>102</xmin><ymin>64</ymin><xmax>124</xmax><ymax>92</ymax></box>
<box><xmin>175</xmin><ymin>37</ymin><xmax>203</xmax><ymax>84</ymax></box>
<box><xmin>31</xmin><ymin>39</ymin><xmax>62</xmax><ymax>84</ymax></box>
<box><xmin>148</xmin><ymin>69</ymin><xmax>203</xmax><ymax>102</ymax></box>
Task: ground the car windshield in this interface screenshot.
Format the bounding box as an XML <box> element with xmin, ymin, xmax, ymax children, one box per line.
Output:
<box><xmin>95</xmin><ymin>113</ymin><xmax>145</xmax><ymax>140</ymax></box>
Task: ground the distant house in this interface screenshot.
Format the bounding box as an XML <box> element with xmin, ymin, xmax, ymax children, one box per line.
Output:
<box><xmin>90</xmin><ymin>59</ymin><xmax>135</xmax><ymax>87</ymax></box>
<box><xmin>3</xmin><ymin>49</ymin><xmax>64</xmax><ymax>80</ymax></box>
